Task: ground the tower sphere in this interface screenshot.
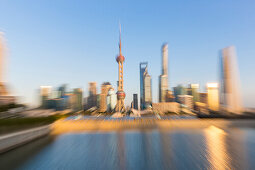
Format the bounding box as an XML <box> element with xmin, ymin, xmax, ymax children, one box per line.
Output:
<box><xmin>117</xmin><ymin>91</ymin><xmax>126</xmax><ymax>99</ymax></box>
<box><xmin>116</xmin><ymin>55</ymin><xmax>125</xmax><ymax>63</ymax></box>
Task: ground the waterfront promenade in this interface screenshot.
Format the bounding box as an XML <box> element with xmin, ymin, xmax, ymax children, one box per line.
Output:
<box><xmin>51</xmin><ymin>116</ymin><xmax>255</xmax><ymax>134</ymax></box>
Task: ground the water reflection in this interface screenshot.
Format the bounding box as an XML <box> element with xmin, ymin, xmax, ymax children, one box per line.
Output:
<box><xmin>204</xmin><ymin>126</ymin><xmax>230</xmax><ymax>169</ymax></box>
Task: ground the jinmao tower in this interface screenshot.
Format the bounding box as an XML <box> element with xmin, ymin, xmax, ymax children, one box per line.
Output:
<box><xmin>115</xmin><ymin>26</ymin><xmax>126</xmax><ymax>112</ymax></box>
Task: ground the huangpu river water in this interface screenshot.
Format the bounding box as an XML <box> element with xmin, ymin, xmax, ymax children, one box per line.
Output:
<box><xmin>1</xmin><ymin>125</ymin><xmax>255</xmax><ymax>169</ymax></box>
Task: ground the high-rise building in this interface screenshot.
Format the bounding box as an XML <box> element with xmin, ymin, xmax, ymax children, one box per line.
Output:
<box><xmin>207</xmin><ymin>83</ymin><xmax>219</xmax><ymax>111</ymax></box>
<box><xmin>87</xmin><ymin>82</ymin><xmax>97</xmax><ymax>109</ymax></box>
<box><xmin>107</xmin><ymin>88</ymin><xmax>117</xmax><ymax>112</ymax></box>
<box><xmin>140</xmin><ymin>62</ymin><xmax>152</xmax><ymax>109</ymax></box>
<box><xmin>133</xmin><ymin>94</ymin><xmax>138</xmax><ymax>110</ymax></box>
<box><xmin>99</xmin><ymin>82</ymin><xmax>111</xmax><ymax>112</ymax></box>
<box><xmin>178</xmin><ymin>95</ymin><xmax>194</xmax><ymax>109</ymax></box>
<box><xmin>187</xmin><ymin>84</ymin><xmax>200</xmax><ymax>102</ymax></box>
<box><xmin>140</xmin><ymin>62</ymin><xmax>148</xmax><ymax>110</ymax></box>
<box><xmin>220</xmin><ymin>46</ymin><xmax>242</xmax><ymax>114</ymax></box>
<box><xmin>159</xmin><ymin>43</ymin><xmax>169</xmax><ymax>102</ymax></box>
<box><xmin>115</xmin><ymin>25</ymin><xmax>126</xmax><ymax>112</ymax></box>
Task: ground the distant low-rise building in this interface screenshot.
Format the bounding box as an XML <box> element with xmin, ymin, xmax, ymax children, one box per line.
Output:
<box><xmin>152</xmin><ymin>102</ymin><xmax>180</xmax><ymax>114</ymax></box>
<box><xmin>178</xmin><ymin>95</ymin><xmax>194</xmax><ymax>109</ymax></box>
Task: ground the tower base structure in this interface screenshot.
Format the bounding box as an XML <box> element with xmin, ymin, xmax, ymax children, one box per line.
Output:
<box><xmin>115</xmin><ymin>90</ymin><xmax>126</xmax><ymax>113</ymax></box>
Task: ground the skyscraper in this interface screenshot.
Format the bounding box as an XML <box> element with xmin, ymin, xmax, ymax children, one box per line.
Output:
<box><xmin>133</xmin><ymin>94</ymin><xmax>138</xmax><ymax>110</ymax></box>
<box><xmin>140</xmin><ymin>62</ymin><xmax>152</xmax><ymax>109</ymax></box>
<box><xmin>115</xmin><ymin>25</ymin><xmax>126</xmax><ymax>112</ymax></box>
<box><xmin>140</xmin><ymin>62</ymin><xmax>147</xmax><ymax>110</ymax></box>
<box><xmin>207</xmin><ymin>83</ymin><xmax>219</xmax><ymax>111</ymax></box>
<box><xmin>220</xmin><ymin>46</ymin><xmax>242</xmax><ymax>114</ymax></box>
<box><xmin>159</xmin><ymin>43</ymin><xmax>169</xmax><ymax>102</ymax></box>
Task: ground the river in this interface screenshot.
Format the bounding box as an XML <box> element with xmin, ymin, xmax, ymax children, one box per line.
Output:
<box><xmin>1</xmin><ymin>124</ymin><xmax>255</xmax><ymax>169</ymax></box>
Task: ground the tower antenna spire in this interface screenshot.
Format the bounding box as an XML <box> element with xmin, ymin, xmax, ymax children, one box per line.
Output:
<box><xmin>119</xmin><ymin>22</ymin><xmax>122</xmax><ymax>55</ymax></box>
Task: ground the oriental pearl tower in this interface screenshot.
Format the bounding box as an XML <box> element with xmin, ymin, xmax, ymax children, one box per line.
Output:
<box><xmin>115</xmin><ymin>25</ymin><xmax>126</xmax><ymax>113</ymax></box>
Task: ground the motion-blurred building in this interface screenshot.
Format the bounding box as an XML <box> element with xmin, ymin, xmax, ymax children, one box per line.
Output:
<box><xmin>73</xmin><ymin>88</ymin><xmax>83</xmax><ymax>111</ymax></box>
<box><xmin>159</xmin><ymin>43</ymin><xmax>169</xmax><ymax>102</ymax></box>
<box><xmin>152</xmin><ymin>102</ymin><xmax>180</xmax><ymax>114</ymax></box>
<box><xmin>207</xmin><ymin>83</ymin><xmax>219</xmax><ymax>111</ymax></box>
<box><xmin>107</xmin><ymin>88</ymin><xmax>117</xmax><ymax>112</ymax></box>
<box><xmin>165</xmin><ymin>90</ymin><xmax>175</xmax><ymax>102</ymax></box>
<box><xmin>133</xmin><ymin>94</ymin><xmax>138</xmax><ymax>110</ymax></box>
<box><xmin>220</xmin><ymin>46</ymin><xmax>243</xmax><ymax>114</ymax></box>
<box><xmin>199</xmin><ymin>92</ymin><xmax>208</xmax><ymax>104</ymax></box>
<box><xmin>0</xmin><ymin>34</ymin><xmax>15</xmax><ymax>105</ymax></box>
<box><xmin>140</xmin><ymin>62</ymin><xmax>152</xmax><ymax>109</ymax></box>
<box><xmin>87</xmin><ymin>82</ymin><xmax>97</xmax><ymax>109</ymax></box>
<box><xmin>187</xmin><ymin>84</ymin><xmax>200</xmax><ymax>102</ymax></box>
<box><xmin>99</xmin><ymin>82</ymin><xmax>112</xmax><ymax>112</ymax></box>
<box><xmin>40</xmin><ymin>86</ymin><xmax>52</xmax><ymax>109</ymax></box>
<box><xmin>178</xmin><ymin>95</ymin><xmax>194</xmax><ymax>110</ymax></box>
<box><xmin>173</xmin><ymin>85</ymin><xmax>187</xmax><ymax>102</ymax></box>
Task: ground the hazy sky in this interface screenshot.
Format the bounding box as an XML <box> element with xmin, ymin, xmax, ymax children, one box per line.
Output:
<box><xmin>0</xmin><ymin>0</ymin><xmax>255</xmax><ymax>107</ymax></box>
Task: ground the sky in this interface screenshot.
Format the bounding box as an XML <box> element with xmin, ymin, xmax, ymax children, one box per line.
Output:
<box><xmin>0</xmin><ymin>0</ymin><xmax>255</xmax><ymax>108</ymax></box>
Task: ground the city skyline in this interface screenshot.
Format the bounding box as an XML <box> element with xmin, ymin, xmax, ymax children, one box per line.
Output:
<box><xmin>0</xmin><ymin>1</ymin><xmax>255</xmax><ymax>107</ymax></box>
